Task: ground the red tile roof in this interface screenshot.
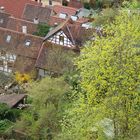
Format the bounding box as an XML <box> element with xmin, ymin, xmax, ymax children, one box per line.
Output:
<box><xmin>48</xmin><ymin>16</ymin><xmax>65</xmax><ymax>26</ymax></box>
<box><xmin>53</xmin><ymin>5</ymin><xmax>78</xmax><ymax>16</ymax></box>
<box><xmin>0</xmin><ymin>0</ymin><xmax>41</xmax><ymax>18</ymax></box>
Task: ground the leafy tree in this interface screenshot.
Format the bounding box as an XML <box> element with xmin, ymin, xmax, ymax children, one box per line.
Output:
<box><xmin>0</xmin><ymin>103</ymin><xmax>21</xmax><ymax>122</ymax></box>
<box><xmin>0</xmin><ymin>119</ymin><xmax>13</xmax><ymax>135</ymax></box>
<box><xmin>59</xmin><ymin>11</ymin><xmax>140</xmax><ymax>139</ymax></box>
<box><xmin>42</xmin><ymin>44</ymin><xmax>77</xmax><ymax>76</ymax></box>
<box><xmin>94</xmin><ymin>8</ymin><xmax>118</xmax><ymax>25</ymax></box>
<box><xmin>15</xmin><ymin>77</ymin><xmax>72</xmax><ymax>140</ymax></box>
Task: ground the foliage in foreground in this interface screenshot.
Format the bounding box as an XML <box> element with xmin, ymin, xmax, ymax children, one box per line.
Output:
<box><xmin>59</xmin><ymin>11</ymin><xmax>140</xmax><ymax>140</ymax></box>
<box><xmin>14</xmin><ymin>77</ymin><xmax>72</xmax><ymax>140</ymax></box>
<box><xmin>11</xmin><ymin>8</ymin><xmax>140</xmax><ymax>140</ymax></box>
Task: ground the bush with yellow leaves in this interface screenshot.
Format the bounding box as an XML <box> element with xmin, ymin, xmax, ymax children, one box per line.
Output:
<box><xmin>15</xmin><ymin>72</ymin><xmax>31</xmax><ymax>84</ymax></box>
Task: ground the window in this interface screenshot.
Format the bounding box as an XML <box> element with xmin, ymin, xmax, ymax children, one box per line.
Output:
<box><xmin>0</xmin><ymin>60</ymin><xmax>3</xmax><ymax>66</ymax></box>
<box><xmin>71</xmin><ymin>16</ymin><xmax>78</xmax><ymax>21</ymax></box>
<box><xmin>22</xmin><ymin>26</ymin><xmax>27</xmax><ymax>34</ymax></box>
<box><xmin>0</xmin><ymin>19</ymin><xmax>4</xmax><ymax>24</ymax></box>
<box><xmin>59</xmin><ymin>13</ymin><xmax>67</xmax><ymax>19</ymax></box>
<box><xmin>6</xmin><ymin>35</ymin><xmax>11</xmax><ymax>43</ymax></box>
<box><xmin>59</xmin><ymin>36</ymin><xmax>64</xmax><ymax>45</ymax></box>
<box><xmin>25</xmin><ymin>40</ymin><xmax>31</xmax><ymax>47</ymax></box>
<box><xmin>0</xmin><ymin>51</ymin><xmax>16</xmax><ymax>73</ymax></box>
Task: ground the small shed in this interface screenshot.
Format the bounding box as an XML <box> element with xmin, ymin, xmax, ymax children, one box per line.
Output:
<box><xmin>0</xmin><ymin>94</ymin><xmax>27</xmax><ymax>108</ymax></box>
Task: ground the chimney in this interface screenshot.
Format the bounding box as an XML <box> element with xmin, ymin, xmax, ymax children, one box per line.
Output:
<box><xmin>22</xmin><ymin>26</ymin><xmax>27</xmax><ymax>34</ymax></box>
<box><xmin>0</xmin><ymin>6</ymin><xmax>5</xmax><ymax>13</ymax></box>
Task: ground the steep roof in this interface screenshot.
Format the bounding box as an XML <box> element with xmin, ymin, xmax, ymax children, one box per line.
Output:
<box><xmin>0</xmin><ymin>0</ymin><xmax>41</xmax><ymax>18</ymax></box>
<box><xmin>22</xmin><ymin>4</ymin><xmax>52</xmax><ymax>23</ymax></box>
<box><xmin>44</xmin><ymin>20</ymin><xmax>68</xmax><ymax>41</ymax></box>
<box><xmin>44</xmin><ymin>20</ymin><xmax>94</xmax><ymax>47</ymax></box>
<box><xmin>0</xmin><ymin>27</ymin><xmax>43</xmax><ymax>73</ymax></box>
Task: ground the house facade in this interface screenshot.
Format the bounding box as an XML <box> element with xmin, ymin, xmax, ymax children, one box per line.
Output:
<box><xmin>0</xmin><ymin>27</ymin><xmax>43</xmax><ymax>74</ymax></box>
<box><xmin>0</xmin><ymin>0</ymin><xmax>95</xmax><ymax>78</ymax></box>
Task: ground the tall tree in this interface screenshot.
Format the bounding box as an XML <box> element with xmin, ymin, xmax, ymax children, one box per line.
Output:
<box><xmin>15</xmin><ymin>77</ymin><xmax>71</xmax><ymax>140</ymax></box>
<box><xmin>60</xmin><ymin>10</ymin><xmax>140</xmax><ymax>139</ymax></box>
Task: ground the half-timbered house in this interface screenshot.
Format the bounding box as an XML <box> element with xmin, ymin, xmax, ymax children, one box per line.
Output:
<box><xmin>44</xmin><ymin>19</ymin><xmax>94</xmax><ymax>49</ymax></box>
<box><xmin>0</xmin><ymin>27</ymin><xmax>43</xmax><ymax>74</ymax></box>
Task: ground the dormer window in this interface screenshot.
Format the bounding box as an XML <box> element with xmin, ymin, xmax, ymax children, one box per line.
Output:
<box><xmin>22</xmin><ymin>26</ymin><xmax>27</xmax><ymax>34</ymax></box>
<box><xmin>6</xmin><ymin>35</ymin><xmax>11</xmax><ymax>43</ymax></box>
<box><xmin>25</xmin><ymin>40</ymin><xmax>31</xmax><ymax>47</ymax></box>
<box><xmin>59</xmin><ymin>13</ymin><xmax>67</xmax><ymax>19</ymax></box>
<box><xmin>33</xmin><ymin>17</ymin><xmax>39</xmax><ymax>24</ymax></box>
<box><xmin>0</xmin><ymin>19</ymin><xmax>4</xmax><ymax>24</ymax></box>
<box><xmin>71</xmin><ymin>16</ymin><xmax>78</xmax><ymax>21</ymax></box>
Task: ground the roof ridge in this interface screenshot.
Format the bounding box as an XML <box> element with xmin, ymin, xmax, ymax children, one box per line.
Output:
<box><xmin>66</xmin><ymin>24</ymin><xmax>75</xmax><ymax>45</ymax></box>
<box><xmin>53</xmin><ymin>5</ymin><xmax>78</xmax><ymax>10</ymax></box>
<box><xmin>0</xmin><ymin>27</ymin><xmax>43</xmax><ymax>39</ymax></box>
<box><xmin>9</xmin><ymin>17</ymin><xmax>36</xmax><ymax>24</ymax></box>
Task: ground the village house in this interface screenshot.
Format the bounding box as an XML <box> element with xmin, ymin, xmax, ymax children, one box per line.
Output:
<box><xmin>0</xmin><ymin>27</ymin><xmax>43</xmax><ymax>74</ymax></box>
<box><xmin>44</xmin><ymin>19</ymin><xmax>94</xmax><ymax>49</ymax></box>
<box><xmin>22</xmin><ymin>3</ymin><xmax>90</xmax><ymax>26</ymax></box>
<box><xmin>0</xmin><ymin>0</ymin><xmax>95</xmax><ymax>78</ymax></box>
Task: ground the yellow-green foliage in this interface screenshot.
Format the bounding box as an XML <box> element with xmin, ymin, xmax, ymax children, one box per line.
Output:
<box><xmin>76</xmin><ymin>11</ymin><xmax>140</xmax><ymax>139</ymax></box>
<box><xmin>59</xmin><ymin>11</ymin><xmax>140</xmax><ymax>140</ymax></box>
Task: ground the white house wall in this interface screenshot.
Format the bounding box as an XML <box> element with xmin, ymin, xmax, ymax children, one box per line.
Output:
<box><xmin>48</xmin><ymin>31</ymin><xmax>74</xmax><ymax>48</ymax></box>
<box><xmin>0</xmin><ymin>51</ymin><xmax>16</xmax><ymax>73</ymax></box>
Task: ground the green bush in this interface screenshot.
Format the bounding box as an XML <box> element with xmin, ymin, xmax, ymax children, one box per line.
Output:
<box><xmin>84</xmin><ymin>2</ymin><xmax>91</xmax><ymax>9</ymax></box>
<box><xmin>0</xmin><ymin>103</ymin><xmax>21</xmax><ymax>122</ymax></box>
<box><xmin>33</xmin><ymin>24</ymin><xmax>50</xmax><ymax>37</ymax></box>
<box><xmin>0</xmin><ymin>119</ymin><xmax>13</xmax><ymax>134</ymax></box>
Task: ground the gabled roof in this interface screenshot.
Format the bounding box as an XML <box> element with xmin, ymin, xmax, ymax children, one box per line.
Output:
<box><xmin>44</xmin><ymin>19</ymin><xmax>94</xmax><ymax>47</ymax></box>
<box><xmin>0</xmin><ymin>27</ymin><xmax>43</xmax><ymax>73</ymax></box>
<box><xmin>22</xmin><ymin>4</ymin><xmax>52</xmax><ymax>23</ymax></box>
<box><xmin>52</xmin><ymin>5</ymin><xmax>78</xmax><ymax>16</ymax></box>
<box><xmin>0</xmin><ymin>0</ymin><xmax>41</xmax><ymax>18</ymax></box>
<box><xmin>44</xmin><ymin>20</ymin><xmax>68</xmax><ymax>41</ymax></box>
